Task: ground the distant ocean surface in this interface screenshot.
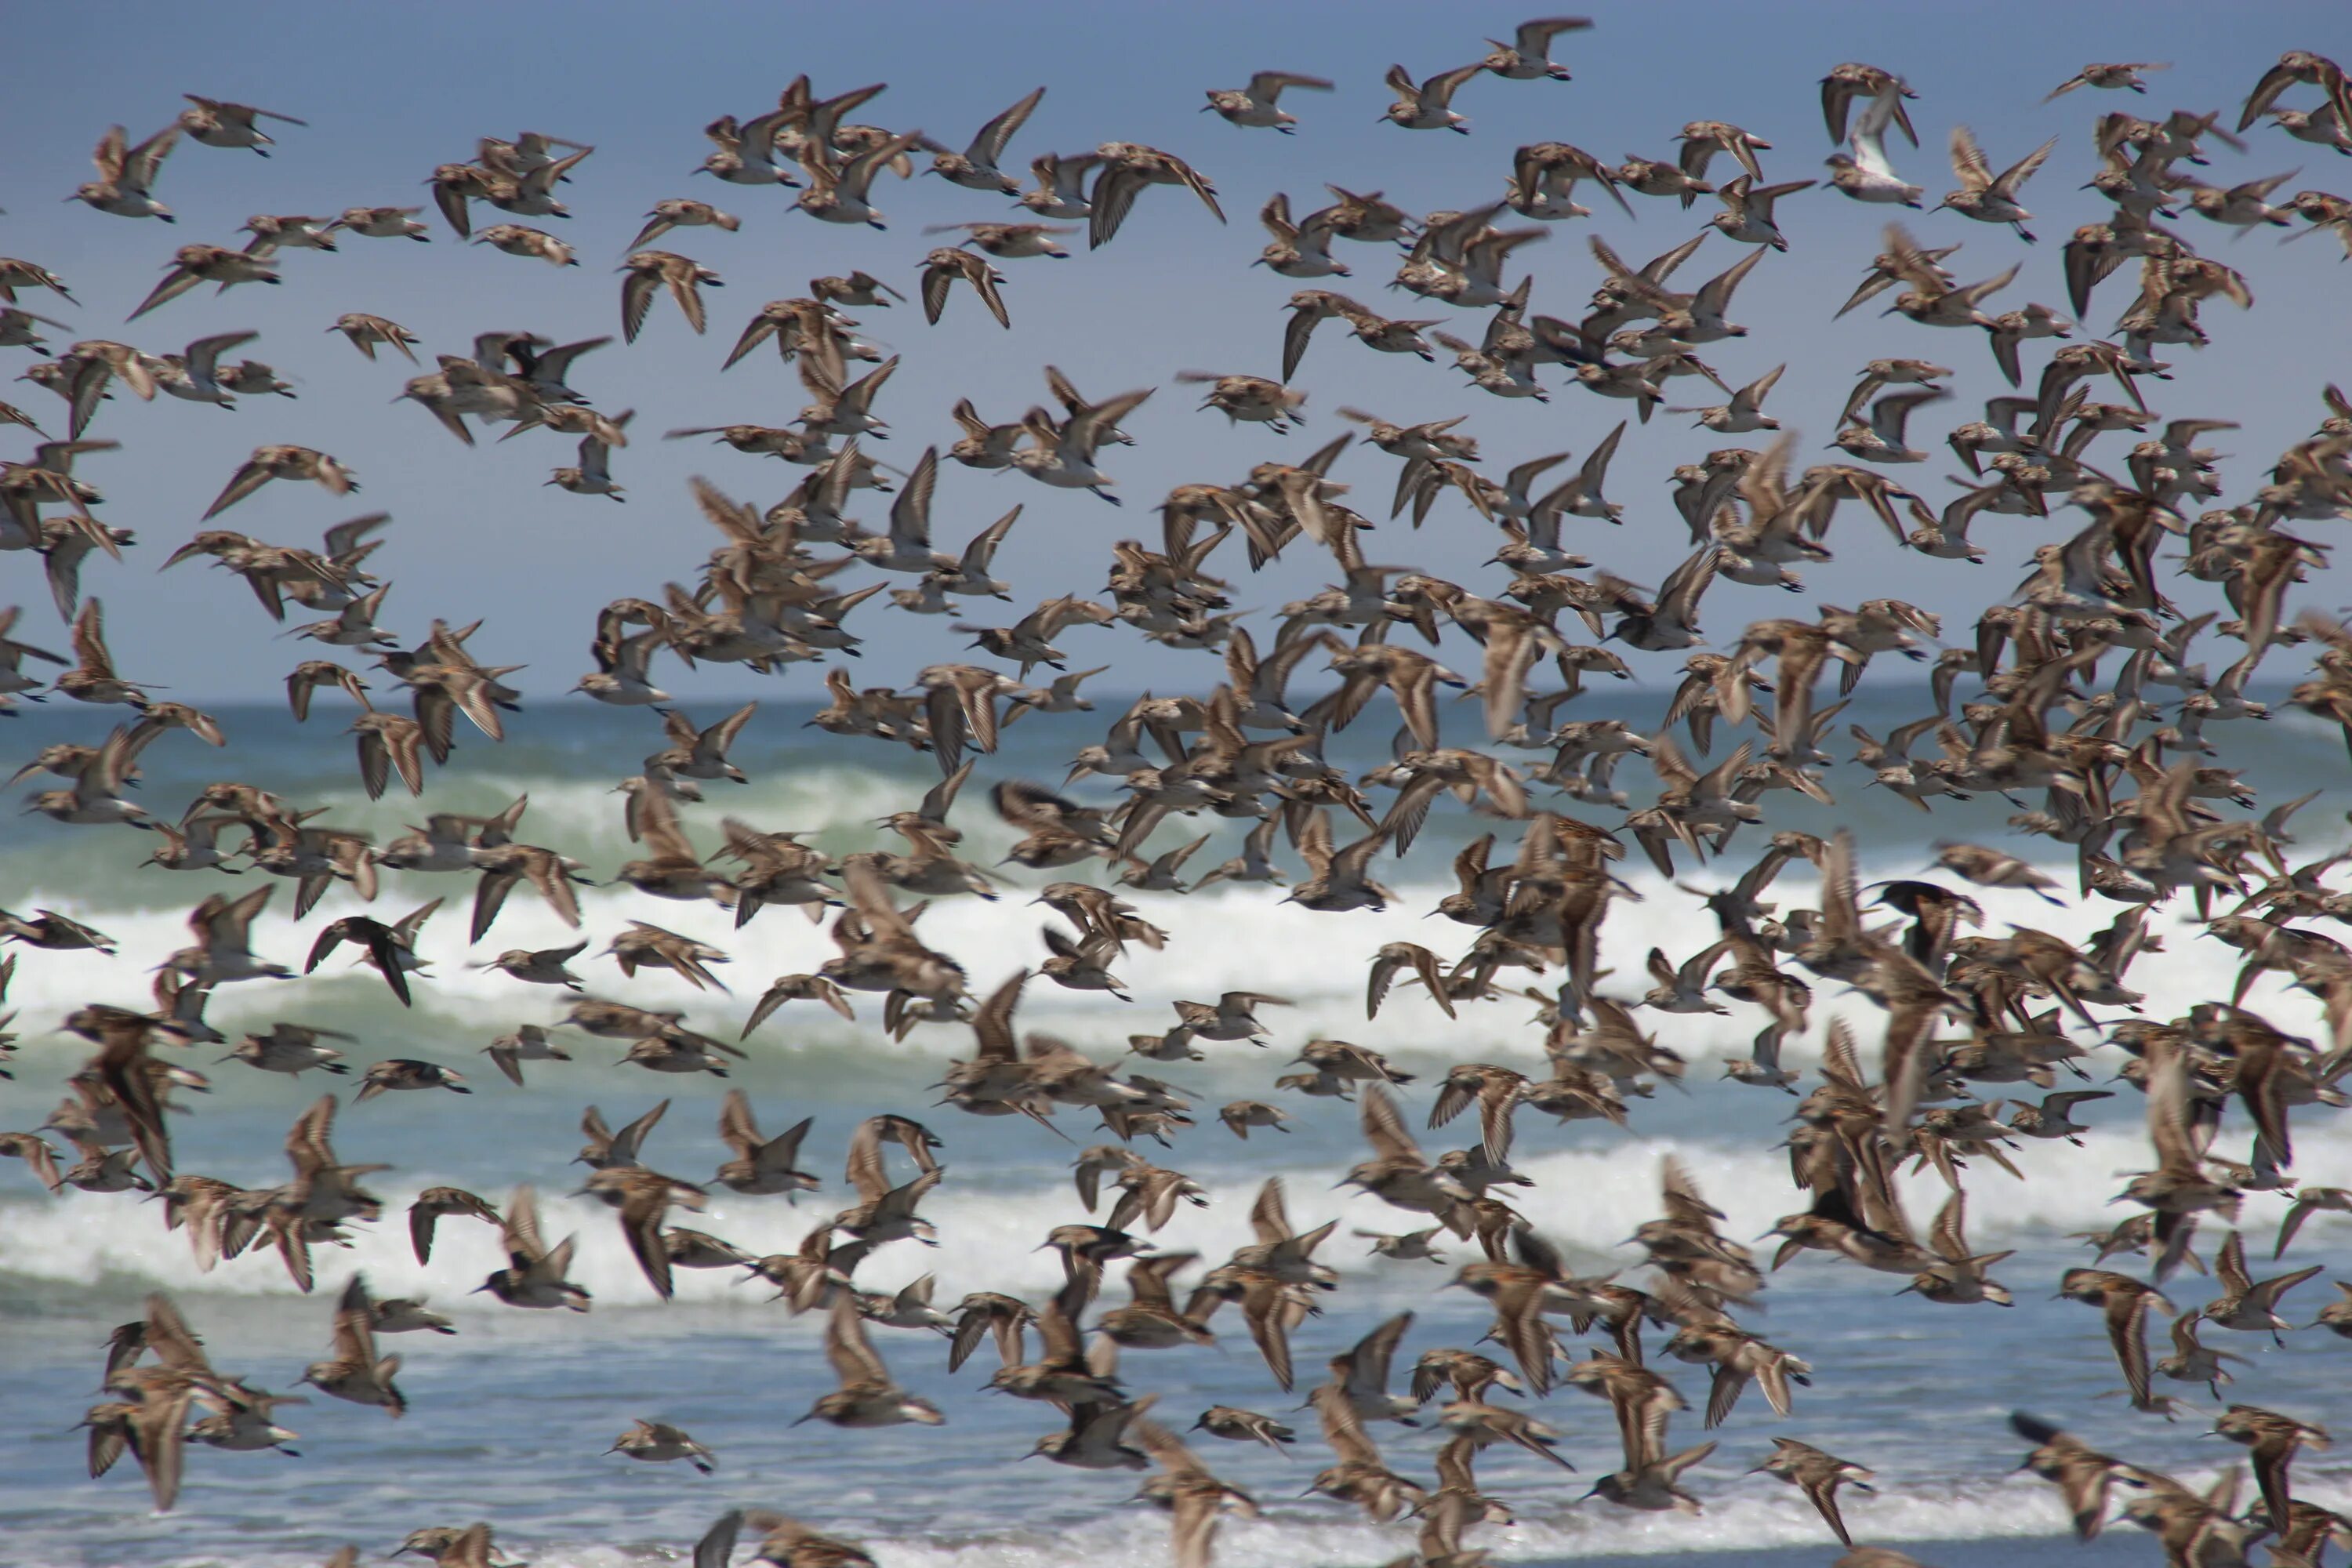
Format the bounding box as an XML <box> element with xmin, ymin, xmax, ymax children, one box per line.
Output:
<box><xmin>3</xmin><ymin>693</ymin><xmax>2347</xmax><ymax>1568</ymax></box>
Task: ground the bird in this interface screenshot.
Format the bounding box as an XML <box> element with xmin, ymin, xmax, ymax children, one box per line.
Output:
<box><xmin>619</xmin><ymin>252</ymin><xmax>722</xmax><ymax>342</ymax></box>
<box><xmin>1380</xmin><ymin>64</ymin><xmax>1482</xmax><ymax>134</ymax></box>
<box><xmin>1824</xmin><ymin>74</ymin><xmax>1923</xmax><ymax>207</ymax></box>
<box><xmin>332</xmin><ymin>314</ymin><xmax>421</xmax><ymax>363</ymax></box>
<box><xmin>921</xmin><ymin>86</ymin><xmax>1045</xmax><ymax>193</ymax></box>
<box><xmin>295</xmin><ymin>1274</ymin><xmax>406</xmax><ymax>1417</ymax></box>
<box><xmin>203</xmin><ymin>445</ymin><xmax>356</xmax><ymax>519</ymax></box>
<box><xmin>2046</xmin><ymin>62</ymin><xmax>2171</xmax><ymax>100</ymax></box>
<box><xmin>629</xmin><ymin>199</ymin><xmax>740</xmax><ymax>250</ymax></box>
<box><xmin>918</xmin><ymin>246</ymin><xmax>1011</xmax><ymax>328</ymax></box>
<box><xmin>2058</xmin><ymin>1269</ymin><xmax>2174</xmax><ymax>1405</ymax></box>
<box><xmin>1480</xmin><ymin>17</ymin><xmax>1592</xmax><ymax>82</ymax></box>
<box><xmin>178</xmin><ymin>95</ymin><xmax>307</xmax><ymax>154</ymax></box>
<box><xmin>130</xmin><ymin>244</ymin><xmax>279</xmax><ymax>319</ymax></box>
<box><xmin>1753</xmin><ymin>1437</ymin><xmax>1875</xmax><ymax>1546</ymax></box>
<box><xmin>798</xmin><ymin>1293</ymin><xmax>944</xmax><ymax>1428</ymax></box>
<box><xmin>606</xmin><ymin>1418</ymin><xmax>717</xmax><ymax>1472</ymax></box>
<box><xmin>1203</xmin><ymin>72</ymin><xmax>1334</xmax><ymax>134</ymax></box>
<box><xmin>72</xmin><ymin>123</ymin><xmax>180</xmax><ymax>221</ymax></box>
<box><xmin>475</xmin><ymin>1185</ymin><xmax>590</xmax><ymax>1312</ymax></box>
<box><xmin>713</xmin><ymin>1089</ymin><xmax>818</xmax><ymax>1198</ymax></box>
<box><xmin>354</xmin><ymin>1059</ymin><xmax>470</xmax><ymax>1102</ymax></box>
<box><xmin>692</xmin><ymin>1509</ymin><xmax>875</xmax><ymax>1568</ymax></box>
<box><xmin>1939</xmin><ymin>126</ymin><xmax>2058</xmax><ymax>241</ymax></box>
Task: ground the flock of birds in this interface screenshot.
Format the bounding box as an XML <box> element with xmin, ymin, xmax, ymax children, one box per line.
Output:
<box><xmin>7</xmin><ymin>17</ymin><xmax>2352</xmax><ymax>1568</ymax></box>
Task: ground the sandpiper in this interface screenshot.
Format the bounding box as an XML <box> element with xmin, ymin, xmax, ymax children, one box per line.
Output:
<box><xmin>607</xmin><ymin>1417</ymin><xmax>717</xmax><ymax>1472</ymax></box>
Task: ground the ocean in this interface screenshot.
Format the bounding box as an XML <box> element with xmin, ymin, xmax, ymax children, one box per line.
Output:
<box><xmin>3</xmin><ymin>692</ymin><xmax>2348</xmax><ymax>1568</ymax></box>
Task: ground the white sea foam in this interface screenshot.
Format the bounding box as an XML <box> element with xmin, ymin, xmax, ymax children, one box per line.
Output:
<box><xmin>9</xmin><ymin>840</ymin><xmax>2343</xmax><ymax>1309</ymax></box>
<box><xmin>843</xmin><ymin>1464</ymin><xmax>2352</xmax><ymax>1568</ymax></box>
<box><xmin>0</xmin><ymin>863</ymin><xmax>2295</xmax><ymax>1077</ymax></box>
<box><xmin>23</xmin><ymin>1468</ymin><xmax>2352</xmax><ymax>1568</ymax></box>
<box><xmin>10</xmin><ymin>1112</ymin><xmax>2347</xmax><ymax>1304</ymax></box>
<box><xmin>873</xmin><ymin>1481</ymin><xmax>2082</xmax><ymax>1567</ymax></box>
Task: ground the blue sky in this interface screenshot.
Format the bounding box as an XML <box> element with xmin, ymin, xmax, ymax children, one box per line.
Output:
<box><xmin>3</xmin><ymin>0</ymin><xmax>2348</xmax><ymax>701</ymax></box>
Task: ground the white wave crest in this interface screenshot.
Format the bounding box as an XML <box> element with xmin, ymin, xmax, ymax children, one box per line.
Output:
<box><xmin>0</xmin><ymin>862</ymin><xmax>2291</xmax><ymax>1079</ymax></box>
<box><xmin>31</xmin><ymin>1467</ymin><xmax>2352</xmax><ymax>1568</ymax></box>
<box><xmin>11</xmin><ymin>1109</ymin><xmax>2347</xmax><ymax>1304</ymax></box>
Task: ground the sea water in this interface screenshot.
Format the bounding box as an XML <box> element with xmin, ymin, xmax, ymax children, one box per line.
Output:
<box><xmin>2</xmin><ymin>693</ymin><xmax>2347</xmax><ymax>1566</ymax></box>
